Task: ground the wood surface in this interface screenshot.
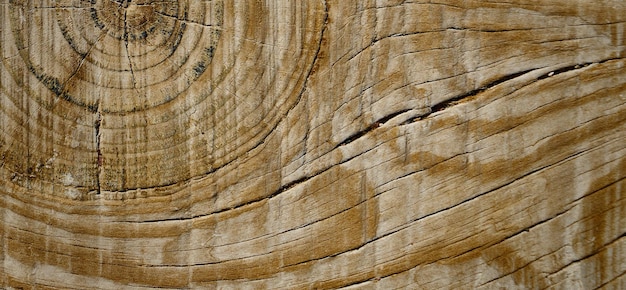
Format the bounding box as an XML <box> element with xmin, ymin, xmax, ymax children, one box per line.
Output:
<box><xmin>1</xmin><ymin>0</ymin><xmax>625</xmax><ymax>288</ymax></box>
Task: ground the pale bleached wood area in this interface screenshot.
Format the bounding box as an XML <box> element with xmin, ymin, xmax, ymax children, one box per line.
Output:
<box><xmin>1</xmin><ymin>0</ymin><xmax>625</xmax><ymax>289</ymax></box>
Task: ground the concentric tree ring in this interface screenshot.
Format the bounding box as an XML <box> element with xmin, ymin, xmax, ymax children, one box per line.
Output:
<box><xmin>1</xmin><ymin>1</ymin><xmax>326</xmax><ymax>198</ymax></box>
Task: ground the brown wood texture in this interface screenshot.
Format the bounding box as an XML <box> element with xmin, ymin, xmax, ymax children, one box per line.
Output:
<box><xmin>1</xmin><ymin>0</ymin><xmax>625</xmax><ymax>288</ymax></box>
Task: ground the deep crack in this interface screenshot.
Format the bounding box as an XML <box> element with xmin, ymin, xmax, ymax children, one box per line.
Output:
<box><xmin>95</xmin><ymin>107</ymin><xmax>102</xmax><ymax>195</ymax></box>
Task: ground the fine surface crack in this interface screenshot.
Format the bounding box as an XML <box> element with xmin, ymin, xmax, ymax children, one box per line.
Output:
<box><xmin>122</xmin><ymin>8</ymin><xmax>138</xmax><ymax>90</ymax></box>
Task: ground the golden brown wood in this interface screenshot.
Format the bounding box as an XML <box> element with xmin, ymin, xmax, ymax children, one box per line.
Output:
<box><xmin>1</xmin><ymin>0</ymin><xmax>625</xmax><ymax>288</ymax></box>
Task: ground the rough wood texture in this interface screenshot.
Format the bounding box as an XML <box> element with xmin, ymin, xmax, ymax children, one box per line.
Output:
<box><xmin>1</xmin><ymin>0</ymin><xmax>625</xmax><ymax>288</ymax></box>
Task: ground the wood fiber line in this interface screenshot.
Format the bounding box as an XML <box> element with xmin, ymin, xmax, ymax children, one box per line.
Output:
<box><xmin>1</xmin><ymin>0</ymin><xmax>625</xmax><ymax>288</ymax></box>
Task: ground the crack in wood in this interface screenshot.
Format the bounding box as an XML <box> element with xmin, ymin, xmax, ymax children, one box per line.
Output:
<box><xmin>545</xmin><ymin>233</ymin><xmax>626</xmax><ymax>280</ymax></box>
<box><xmin>153</xmin><ymin>10</ymin><xmax>223</xmax><ymax>29</ymax></box>
<box><xmin>335</xmin><ymin>109</ymin><xmax>411</xmax><ymax>149</ymax></box>
<box><xmin>95</xmin><ymin>107</ymin><xmax>102</xmax><ymax>195</ymax></box>
<box><xmin>62</xmin><ymin>29</ymin><xmax>109</xmax><ymax>98</ymax></box>
<box><xmin>594</xmin><ymin>268</ymin><xmax>626</xmax><ymax>289</ymax></box>
<box><xmin>403</xmin><ymin>57</ymin><xmax>625</xmax><ymax>125</ymax></box>
<box><xmin>331</xmin><ymin>68</ymin><xmax>543</xmax><ymax>148</ymax></box>
<box><xmin>122</xmin><ymin>7</ymin><xmax>138</xmax><ymax>90</ymax></box>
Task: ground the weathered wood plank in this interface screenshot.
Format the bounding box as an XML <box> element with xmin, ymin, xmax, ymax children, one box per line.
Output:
<box><xmin>1</xmin><ymin>0</ymin><xmax>625</xmax><ymax>288</ymax></box>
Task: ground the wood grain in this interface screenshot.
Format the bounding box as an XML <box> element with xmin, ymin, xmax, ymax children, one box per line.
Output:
<box><xmin>1</xmin><ymin>0</ymin><xmax>625</xmax><ymax>288</ymax></box>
